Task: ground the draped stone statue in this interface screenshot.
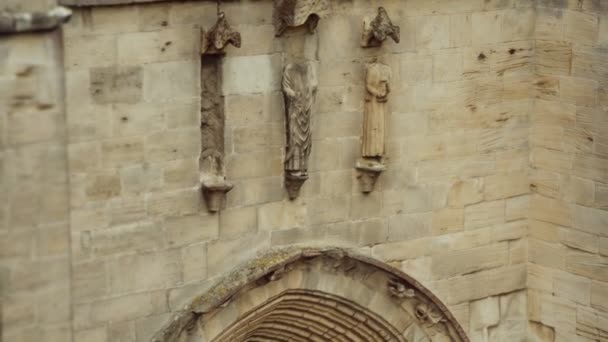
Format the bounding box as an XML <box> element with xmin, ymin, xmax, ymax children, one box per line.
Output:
<box><xmin>356</xmin><ymin>62</ymin><xmax>391</xmax><ymax>193</ymax></box>
<box><xmin>282</xmin><ymin>62</ymin><xmax>317</xmax><ymax>199</ymax></box>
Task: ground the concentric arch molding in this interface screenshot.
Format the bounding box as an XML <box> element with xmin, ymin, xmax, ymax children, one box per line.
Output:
<box><xmin>151</xmin><ymin>246</ymin><xmax>469</xmax><ymax>342</ymax></box>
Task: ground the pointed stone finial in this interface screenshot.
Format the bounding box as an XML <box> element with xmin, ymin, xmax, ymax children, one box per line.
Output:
<box><xmin>361</xmin><ymin>7</ymin><xmax>400</xmax><ymax>48</ymax></box>
<box><xmin>201</xmin><ymin>12</ymin><xmax>241</xmax><ymax>55</ymax></box>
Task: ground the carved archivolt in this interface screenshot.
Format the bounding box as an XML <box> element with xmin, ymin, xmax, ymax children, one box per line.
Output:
<box><xmin>274</xmin><ymin>0</ymin><xmax>330</xmax><ymax>36</ymax></box>
<box><xmin>151</xmin><ymin>247</ymin><xmax>469</xmax><ymax>342</ymax></box>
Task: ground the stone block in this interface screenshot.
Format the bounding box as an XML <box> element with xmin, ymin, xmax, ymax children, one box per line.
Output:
<box><xmin>83</xmin><ymin>291</ymin><xmax>166</xmax><ymax>328</ymax></box>
<box><xmin>144</xmin><ymin>128</ymin><xmax>199</xmax><ymax>162</ymax></box>
<box><xmin>74</xmin><ymin>327</ymin><xmax>107</xmax><ymax>342</ymax></box>
<box><xmin>91</xmin><ymin>5</ymin><xmax>138</xmax><ymax>34</ymax></box>
<box><xmin>432</xmin><ymin>242</ymin><xmax>508</xmax><ymax>279</ymax></box>
<box><xmin>225</xmin><ymin>150</ymin><xmax>283</xmax><ymax>180</ymax></box>
<box><xmin>472</xmin><ymin>11</ymin><xmax>502</xmax><ymax>45</ymax></box>
<box><xmin>146</xmin><ymin>188</ymin><xmax>201</xmax><ymax>218</ymax></box>
<box><xmin>181</xmin><ymin>242</ymin><xmax>207</xmax><ymax>283</ymax></box>
<box><xmin>470</xmin><ymin>296</ymin><xmax>499</xmax><ymax>330</ymax></box>
<box><xmin>566</xmin><ymin>252</ymin><xmax>608</xmax><ymax>282</ymax></box>
<box><xmin>72</xmin><ymin>260</ymin><xmax>107</xmax><ymax>303</ymax></box>
<box><xmin>327</xmin><ymin>219</ymin><xmax>388</xmax><ymax>247</ymax></box>
<box><xmin>572</xmin><ymin>154</ymin><xmax>608</xmax><ymax>183</ymax></box>
<box><xmin>536</xmin><ymin>7</ymin><xmax>564</xmax><ymax>41</ymax></box>
<box><xmin>484</xmin><ymin>171</ymin><xmax>529</xmax><ymax>201</ymax></box>
<box><xmin>372</xmin><ymin>237</ymin><xmax>432</xmax><ymax>261</ymax></box>
<box><xmin>222</xmin><ymin>54</ymin><xmax>281</xmax><ymax>95</ymax></box>
<box><xmin>65</xmin><ymin>35</ymin><xmax>117</xmax><ymax>70</ymax></box>
<box><xmin>271</xmin><ymin>226</ymin><xmax>327</xmax><ymax>246</ymax></box>
<box><xmin>529</xmin><ymin>195</ymin><xmax>571</xmax><ymax>227</ymax></box>
<box><xmin>464</xmin><ymin>200</ymin><xmax>505</xmax><ymax>230</ymax></box>
<box><xmin>117</xmin><ymin>27</ymin><xmax>197</xmax><ymax>65</ymax></box>
<box><xmin>529</xmin><ymin>238</ymin><xmax>565</xmax><ymax>269</ymax></box>
<box><xmin>560</xmin><ymin>76</ymin><xmax>598</xmax><ymax>106</ymax></box>
<box><xmin>501</xmin><ymin>8</ymin><xmax>535</xmax><ymax>41</ymax></box>
<box><xmin>85</xmin><ymin>171</ymin><xmax>121</xmax><ymax>201</ymax></box>
<box><xmin>111</xmin><ymin>103</ymin><xmax>165</xmax><ymax>137</ymax></box>
<box><xmin>218</xmin><ymin>206</ymin><xmax>257</xmax><ymax>238</ymax></box>
<box><xmin>431</xmin><ymin>208</ymin><xmax>464</xmax><ymax>236</ymax></box>
<box><xmin>108</xmin><ymin>249</ymin><xmax>181</xmax><ymax>294</ymax></box>
<box><xmin>162</xmin><ymin>158</ymin><xmax>198</xmax><ymax>189</ymax></box>
<box><xmin>537</xmin><ymin>41</ymin><xmax>572</xmax><ymax>76</ymax></box>
<box><xmin>207</xmin><ymin>232</ymin><xmax>269</xmax><ymax>277</ymax></box>
<box><xmin>388</xmin><ymin>213</ymin><xmax>431</xmax><ymax>241</ymax></box>
<box><xmin>554</xmin><ymin>270</ymin><xmax>591</xmax><ymax>305</ymax></box>
<box><xmin>565</xmin><ymin>10</ymin><xmax>599</xmax><ymax>45</ymax></box>
<box><xmin>416</xmin><ymin>15</ymin><xmax>450</xmax><ymax>50</ymax></box>
<box><xmin>433</xmin><ymin>51</ymin><xmax>463</xmax><ymax>82</ymax></box>
<box><xmin>591</xmin><ymin>281</ymin><xmax>608</xmax><ymax>311</ymax></box>
<box><xmin>400</xmin><ymin>257</ymin><xmax>431</xmax><ymax>283</ymax></box>
<box><xmin>572</xmin><ymin>46</ymin><xmax>608</xmax><ymax>83</ymax></box>
<box><xmin>138</xmin><ymin>3</ymin><xmax>170</xmax><ymax>30</ymax></box>
<box><xmin>90</xmin><ymin>66</ymin><xmax>143</xmax><ymax>104</ymax></box>
<box><xmin>571</xmin><ymin>204</ymin><xmax>608</xmax><ymax>236</ymax></box>
<box><xmin>600</xmin><ymin>14</ymin><xmax>608</xmax><ymax>47</ymax></box>
<box><xmin>558</xmin><ymin>227</ymin><xmax>598</xmax><ymax>253</ymax></box>
<box><xmin>257</xmin><ymin>201</ymin><xmax>307</xmax><ymax>232</ymax></box>
<box><xmin>143</xmin><ymin>60</ymin><xmax>198</xmax><ymax>102</ymax></box>
<box><xmin>164</xmin><ymin>214</ymin><xmax>218</xmax><ymax>247</ymax></box>
<box><xmin>101</xmin><ymin>137</ymin><xmax>144</xmax><ymax>168</ymax></box>
<box><xmin>450</xmin><ymin>14</ymin><xmax>472</xmax><ymax>48</ymax></box>
<box><xmin>90</xmin><ymin>221</ymin><xmax>164</xmax><ymax>257</ymax></box>
<box><xmin>448</xmin><ymin>178</ymin><xmax>484</xmax><ymax>208</ymax></box>
<box><xmin>447</xmin><ymin>264</ymin><xmax>526</xmax><ymax>304</ymax></box>
<box><xmin>506</xmin><ymin>195</ymin><xmax>530</xmax><ymax>222</ymax></box>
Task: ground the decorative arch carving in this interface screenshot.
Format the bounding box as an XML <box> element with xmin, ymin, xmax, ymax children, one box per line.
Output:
<box><xmin>152</xmin><ymin>247</ymin><xmax>469</xmax><ymax>342</ymax></box>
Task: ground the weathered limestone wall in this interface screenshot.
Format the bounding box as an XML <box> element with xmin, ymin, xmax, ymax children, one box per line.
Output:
<box><xmin>61</xmin><ymin>1</ymin><xmax>538</xmax><ymax>341</ymax></box>
<box><xmin>529</xmin><ymin>1</ymin><xmax>608</xmax><ymax>340</ymax></box>
<box><xmin>0</xmin><ymin>1</ymin><xmax>72</xmax><ymax>341</ymax></box>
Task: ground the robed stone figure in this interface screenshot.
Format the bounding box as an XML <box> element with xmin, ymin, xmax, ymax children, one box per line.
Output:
<box><xmin>282</xmin><ymin>62</ymin><xmax>317</xmax><ymax>199</ymax></box>
<box><xmin>362</xmin><ymin>62</ymin><xmax>391</xmax><ymax>158</ymax></box>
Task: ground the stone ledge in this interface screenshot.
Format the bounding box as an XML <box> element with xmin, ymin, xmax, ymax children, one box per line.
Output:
<box><xmin>0</xmin><ymin>7</ymin><xmax>71</xmax><ymax>33</ymax></box>
<box><xmin>59</xmin><ymin>0</ymin><xmax>167</xmax><ymax>6</ymax></box>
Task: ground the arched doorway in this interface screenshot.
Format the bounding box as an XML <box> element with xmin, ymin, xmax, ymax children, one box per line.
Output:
<box><xmin>153</xmin><ymin>247</ymin><xmax>469</xmax><ymax>342</ymax></box>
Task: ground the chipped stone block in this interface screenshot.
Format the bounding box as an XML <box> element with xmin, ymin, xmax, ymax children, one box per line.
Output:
<box><xmin>464</xmin><ymin>200</ymin><xmax>505</xmax><ymax>230</ymax></box>
<box><xmin>470</xmin><ymin>296</ymin><xmax>499</xmax><ymax>331</ymax></box>
<box><xmin>432</xmin><ymin>242</ymin><xmax>508</xmax><ymax>279</ymax></box>
<box><xmin>416</xmin><ymin>15</ymin><xmax>450</xmax><ymax>50</ymax></box>
<box><xmin>566</xmin><ymin>252</ymin><xmax>608</xmax><ymax>282</ymax></box>
<box><xmin>222</xmin><ymin>54</ymin><xmax>281</xmax><ymax>95</ymax></box>
<box><xmin>565</xmin><ymin>10</ymin><xmax>599</xmax><ymax>45</ymax></box>
<box><xmin>90</xmin><ymin>66</ymin><xmax>142</xmax><ymax>104</ymax></box>
<box><xmin>537</xmin><ymin>41</ymin><xmax>572</xmax><ymax>76</ymax></box>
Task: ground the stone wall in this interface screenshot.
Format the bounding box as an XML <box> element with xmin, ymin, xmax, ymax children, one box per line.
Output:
<box><xmin>0</xmin><ymin>0</ymin><xmax>606</xmax><ymax>341</ymax></box>
<box><xmin>0</xmin><ymin>0</ymin><xmax>72</xmax><ymax>341</ymax></box>
<box><xmin>529</xmin><ymin>1</ymin><xmax>608</xmax><ymax>341</ymax></box>
<box><xmin>61</xmin><ymin>1</ymin><xmax>536</xmax><ymax>341</ymax></box>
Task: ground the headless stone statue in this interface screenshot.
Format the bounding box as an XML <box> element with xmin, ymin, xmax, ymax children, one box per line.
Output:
<box><xmin>282</xmin><ymin>62</ymin><xmax>317</xmax><ymax>199</ymax></box>
<box><xmin>362</xmin><ymin>62</ymin><xmax>391</xmax><ymax>158</ymax></box>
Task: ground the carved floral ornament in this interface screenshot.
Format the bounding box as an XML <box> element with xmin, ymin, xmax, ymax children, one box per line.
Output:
<box><xmin>151</xmin><ymin>247</ymin><xmax>468</xmax><ymax>342</ymax></box>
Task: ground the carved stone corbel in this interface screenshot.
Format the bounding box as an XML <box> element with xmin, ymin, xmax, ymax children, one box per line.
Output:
<box><xmin>356</xmin><ymin>62</ymin><xmax>391</xmax><ymax>193</ymax></box>
<box><xmin>201</xmin><ymin>12</ymin><xmax>241</xmax><ymax>55</ymax></box>
<box><xmin>0</xmin><ymin>6</ymin><xmax>71</xmax><ymax>33</ymax></box>
<box><xmin>282</xmin><ymin>62</ymin><xmax>318</xmax><ymax>199</ymax></box>
<box><xmin>361</xmin><ymin>7</ymin><xmax>400</xmax><ymax>48</ymax></box>
<box><xmin>274</xmin><ymin>0</ymin><xmax>329</xmax><ymax>36</ymax></box>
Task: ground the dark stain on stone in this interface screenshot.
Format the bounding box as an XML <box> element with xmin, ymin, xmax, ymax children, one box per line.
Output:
<box><xmin>121</xmin><ymin>116</ymin><xmax>128</xmax><ymax>122</ymax></box>
<box><xmin>478</xmin><ymin>52</ymin><xmax>487</xmax><ymax>61</ymax></box>
<box><xmin>165</xmin><ymin>41</ymin><xmax>172</xmax><ymax>46</ymax></box>
<box><xmin>161</xmin><ymin>21</ymin><xmax>168</xmax><ymax>26</ymax></box>
<box><xmin>587</xmin><ymin>136</ymin><xmax>594</xmax><ymax>142</ymax></box>
<box><xmin>467</xmin><ymin>104</ymin><xmax>477</xmax><ymax>112</ymax></box>
<box><xmin>509</xmin><ymin>48</ymin><xmax>516</xmax><ymax>55</ymax></box>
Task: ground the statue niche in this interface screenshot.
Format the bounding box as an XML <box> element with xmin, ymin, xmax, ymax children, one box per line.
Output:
<box><xmin>356</xmin><ymin>62</ymin><xmax>391</xmax><ymax>193</ymax></box>
<box><xmin>282</xmin><ymin>62</ymin><xmax>318</xmax><ymax>200</ymax></box>
<box><xmin>274</xmin><ymin>0</ymin><xmax>329</xmax><ymax>36</ymax></box>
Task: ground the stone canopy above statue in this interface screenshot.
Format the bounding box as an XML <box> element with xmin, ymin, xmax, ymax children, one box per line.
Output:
<box><xmin>273</xmin><ymin>0</ymin><xmax>330</xmax><ymax>36</ymax></box>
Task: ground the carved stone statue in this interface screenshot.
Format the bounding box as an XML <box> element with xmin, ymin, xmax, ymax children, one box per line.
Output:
<box><xmin>201</xmin><ymin>12</ymin><xmax>241</xmax><ymax>55</ymax></box>
<box><xmin>274</xmin><ymin>0</ymin><xmax>329</xmax><ymax>36</ymax></box>
<box><xmin>361</xmin><ymin>7</ymin><xmax>400</xmax><ymax>48</ymax></box>
<box><xmin>283</xmin><ymin>62</ymin><xmax>317</xmax><ymax>199</ymax></box>
<box><xmin>356</xmin><ymin>62</ymin><xmax>391</xmax><ymax>193</ymax></box>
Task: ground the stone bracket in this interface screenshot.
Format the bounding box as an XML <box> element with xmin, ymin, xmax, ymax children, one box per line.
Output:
<box><xmin>200</xmin><ymin>12</ymin><xmax>241</xmax><ymax>55</ymax></box>
<box><xmin>356</xmin><ymin>159</ymin><xmax>385</xmax><ymax>193</ymax></box>
<box><xmin>0</xmin><ymin>7</ymin><xmax>72</xmax><ymax>33</ymax></box>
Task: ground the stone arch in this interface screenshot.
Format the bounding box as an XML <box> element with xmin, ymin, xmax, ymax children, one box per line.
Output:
<box><xmin>152</xmin><ymin>247</ymin><xmax>469</xmax><ymax>342</ymax></box>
